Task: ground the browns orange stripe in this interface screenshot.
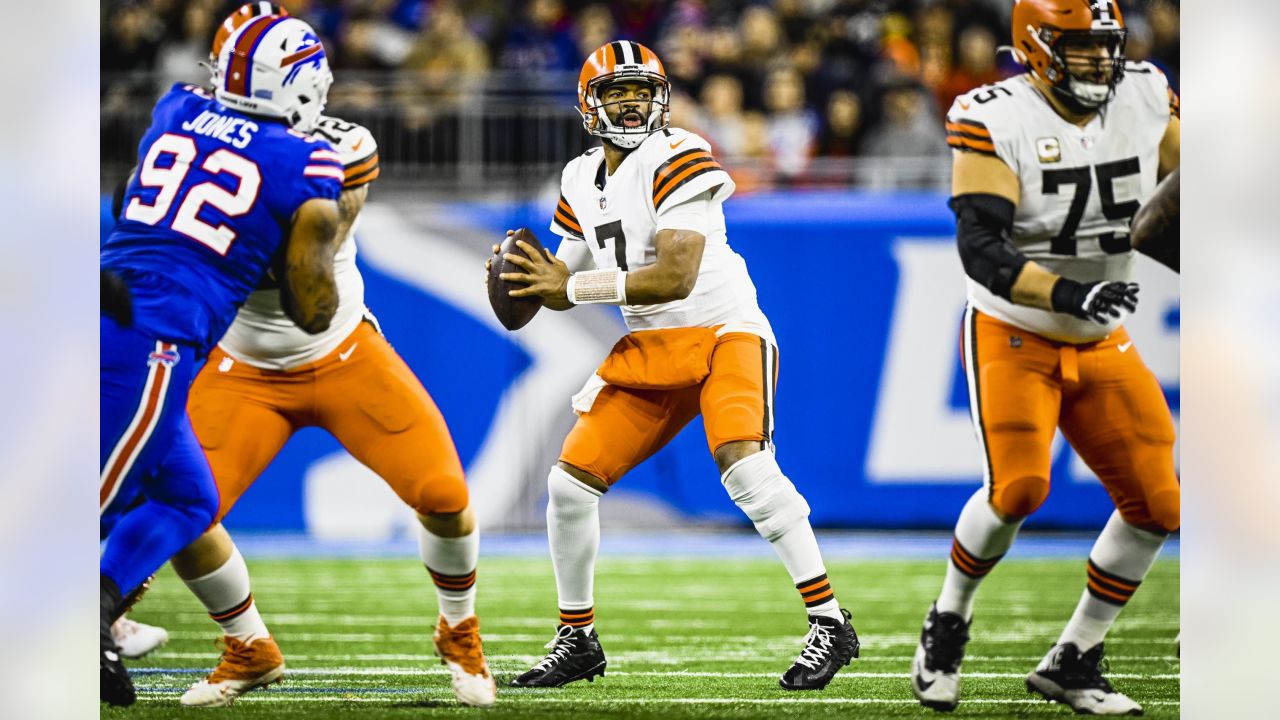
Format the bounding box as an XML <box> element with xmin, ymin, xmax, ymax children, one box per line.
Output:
<box><xmin>950</xmin><ymin>539</ymin><xmax>1003</xmax><ymax>578</ymax></box>
<box><xmin>555</xmin><ymin>210</ymin><xmax>582</xmax><ymax>234</ymax></box>
<box><xmin>343</xmin><ymin>153</ymin><xmax>379</xmax><ymax>179</ymax></box>
<box><xmin>796</xmin><ymin>576</ymin><xmax>829</xmax><ymax>595</ymax></box>
<box><xmin>1085</xmin><ymin>576</ymin><xmax>1126</xmax><ymax>599</ymax></box>
<box><xmin>947</xmin><ymin>136</ymin><xmax>997</xmax><ymax>154</ymax></box>
<box><xmin>945</xmin><ymin>122</ymin><xmax>991</xmax><ymax>138</ymax></box>
<box><xmin>652</xmin><ymin>150</ymin><xmax>714</xmax><ymax>191</ymax></box>
<box><xmin>559</xmin><ymin>607</ymin><xmax>594</xmax><ymax>627</ymax></box>
<box><xmin>654</xmin><ymin>163</ymin><xmax>722</xmax><ymax>209</ymax></box>
<box><xmin>803</xmin><ymin>588</ymin><xmax>835</xmax><ymax>604</ymax></box>
<box><xmin>344</xmin><ymin>165</ymin><xmax>380</xmax><ymax>188</ymax></box>
<box><xmin>210</xmin><ymin>594</ymin><xmax>254</xmax><ymax>621</ymax></box>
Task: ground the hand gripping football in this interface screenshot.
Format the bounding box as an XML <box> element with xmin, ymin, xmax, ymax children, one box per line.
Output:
<box><xmin>487</xmin><ymin>228</ymin><xmax>545</xmax><ymax>331</ymax></box>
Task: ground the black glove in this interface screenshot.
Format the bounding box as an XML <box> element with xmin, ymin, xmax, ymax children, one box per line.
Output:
<box><xmin>1051</xmin><ymin>279</ymin><xmax>1139</xmax><ymax>324</ymax></box>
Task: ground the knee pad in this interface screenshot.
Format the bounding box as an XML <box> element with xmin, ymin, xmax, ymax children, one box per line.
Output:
<box><xmin>991</xmin><ymin>474</ymin><xmax>1049</xmax><ymax>518</ymax></box>
<box><xmin>410</xmin><ymin>473</ymin><xmax>470</xmax><ymax>516</ymax></box>
<box><xmin>1121</xmin><ymin>484</ymin><xmax>1181</xmax><ymax>534</ymax></box>
<box><xmin>720</xmin><ymin>451</ymin><xmax>810</xmax><ymax>542</ymax></box>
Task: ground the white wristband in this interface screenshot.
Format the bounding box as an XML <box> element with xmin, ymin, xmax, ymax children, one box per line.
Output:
<box><xmin>567</xmin><ymin>269</ymin><xmax>628</xmax><ymax>305</ymax></box>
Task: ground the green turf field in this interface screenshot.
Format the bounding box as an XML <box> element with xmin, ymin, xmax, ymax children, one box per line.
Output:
<box><xmin>104</xmin><ymin>554</ymin><xmax>1179</xmax><ymax>719</ymax></box>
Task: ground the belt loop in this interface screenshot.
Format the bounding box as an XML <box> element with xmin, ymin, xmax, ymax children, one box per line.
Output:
<box><xmin>1059</xmin><ymin>345</ymin><xmax>1079</xmax><ymax>385</ymax></box>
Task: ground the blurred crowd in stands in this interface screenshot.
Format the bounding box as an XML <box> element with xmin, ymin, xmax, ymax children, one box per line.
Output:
<box><xmin>103</xmin><ymin>0</ymin><xmax>1180</xmax><ymax>173</ymax></box>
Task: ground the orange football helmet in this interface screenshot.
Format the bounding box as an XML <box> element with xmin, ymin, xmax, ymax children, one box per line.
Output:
<box><xmin>1011</xmin><ymin>0</ymin><xmax>1127</xmax><ymax>111</ymax></box>
<box><xmin>577</xmin><ymin>41</ymin><xmax>669</xmax><ymax>149</ymax></box>
<box><xmin>211</xmin><ymin>2</ymin><xmax>290</xmax><ymax>66</ymax></box>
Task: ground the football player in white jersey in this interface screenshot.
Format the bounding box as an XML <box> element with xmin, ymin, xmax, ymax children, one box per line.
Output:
<box><xmin>112</xmin><ymin>4</ymin><xmax>496</xmax><ymax>708</ymax></box>
<box><xmin>487</xmin><ymin>40</ymin><xmax>859</xmax><ymax>691</ymax></box>
<box><xmin>910</xmin><ymin>1</ymin><xmax>1179</xmax><ymax>715</ymax></box>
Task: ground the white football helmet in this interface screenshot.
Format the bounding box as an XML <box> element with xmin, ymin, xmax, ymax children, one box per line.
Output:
<box><xmin>215</xmin><ymin>16</ymin><xmax>333</xmax><ymax>132</ymax></box>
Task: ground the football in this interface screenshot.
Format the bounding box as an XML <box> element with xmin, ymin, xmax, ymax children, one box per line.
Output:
<box><xmin>487</xmin><ymin>228</ymin><xmax>546</xmax><ymax>331</ymax></box>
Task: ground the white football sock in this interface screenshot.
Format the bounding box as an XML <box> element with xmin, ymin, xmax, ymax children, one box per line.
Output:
<box><xmin>418</xmin><ymin>523</ymin><xmax>479</xmax><ymax>627</ymax></box>
<box><xmin>547</xmin><ymin>467</ymin><xmax>601</xmax><ymax>627</ymax></box>
<box><xmin>721</xmin><ymin>452</ymin><xmax>844</xmax><ymax>622</ymax></box>
<box><xmin>936</xmin><ymin>488</ymin><xmax>1023</xmax><ymax>620</ymax></box>
<box><xmin>1057</xmin><ymin>510</ymin><xmax>1166</xmax><ymax>650</ymax></box>
<box><xmin>182</xmin><ymin>547</ymin><xmax>270</xmax><ymax>643</ymax></box>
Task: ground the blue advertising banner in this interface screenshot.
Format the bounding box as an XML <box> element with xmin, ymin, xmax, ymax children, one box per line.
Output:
<box><xmin>101</xmin><ymin>191</ymin><xmax>1179</xmax><ymax>533</ymax></box>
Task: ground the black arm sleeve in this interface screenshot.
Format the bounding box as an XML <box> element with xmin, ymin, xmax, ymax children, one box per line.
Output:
<box><xmin>950</xmin><ymin>193</ymin><xmax>1025</xmax><ymax>301</ymax></box>
<box><xmin>110</xmin><ymin>172</ymin><xmax>131</xmax><ymax>222</ymax></box>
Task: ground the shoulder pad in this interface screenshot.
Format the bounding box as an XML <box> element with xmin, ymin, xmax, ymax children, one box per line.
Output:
<box><xmin>647</xmin><ymin>128</ymin><xmax>732</xmax><ymax>211</ymax></box>
<box><xmin>312</xmin><ymin>117</ymin><xmax>379</xmax><ymax>189</ymax></box>
<box><xmin>945</xmin><ymin>80</ymin><xmax>1024</xmax><ymax>158</ymax></box>
<box><xmin>1123</xmin><ymin>62</ymin><xmax>1178</xmax><ymax>118</ymax></box>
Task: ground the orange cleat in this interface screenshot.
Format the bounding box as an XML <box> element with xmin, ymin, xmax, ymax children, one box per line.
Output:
<box><xmin>433</xmin><ymin>616</ymin><xmax>497</xmax><ymax>707</ymax></box>
<box><xmin>180</xmin><ymin>636</ymin><xmax>285</xmax><ymax>707</ymax></box>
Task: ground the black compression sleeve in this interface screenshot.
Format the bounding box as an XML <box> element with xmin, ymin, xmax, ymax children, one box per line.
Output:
<box><xmin>950</xmin><ymin>193</ymin><xmax>1025</xmax><ymax>300</ymax></box>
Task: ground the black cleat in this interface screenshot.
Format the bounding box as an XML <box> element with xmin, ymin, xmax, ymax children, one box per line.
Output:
<box><xmin>911</xmin><ymin>602</ymin><xmax>971</xmax><ymax>712</ymax></box>
<box><xmin>510</xmin><ymin>625</ymin><xmax>607</xmax><ymax>688</ymax></box>
<box><xmin>779</xmin><ymin>608</ymin><xmax>859</xmax><ymax>690</ymax></box>
<box><xmin>1026</xmin><ymin>642</ymin><xmax>1143</xmax><ymax>716</ymax></box>
<box><xmin>100</xmin><ymin>577</ymin><xmax>136</xmax><ymax>707</ymax></box>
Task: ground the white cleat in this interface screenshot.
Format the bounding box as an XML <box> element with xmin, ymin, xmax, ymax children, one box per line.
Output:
<box><xmin>180</xmin><ymin>636</ymin><xmax>285</xmax><ymax>707</ymax></box>
<box><xmin>913</xmin><ymin>641</ymin><xmax>961</xmax><ymax>711</ymax></box>
<box><xmin>434</xmin><ymin>616</ymin><xmax>496</xmax><ymax>708</ymax></box>
<box><xmin>911</xmin><ymin>603</ymin><xmax>969</xmax><ymax>712</ymax></box>
<box><xmin>1026</xmin><ymin>642</ymin><xmax>1143</xmax><ymax>716</ymax></box>
<box><xmin>112</xmin><ymin>616</ymin><xmax>169</xmax><ymax>659</ymax></box>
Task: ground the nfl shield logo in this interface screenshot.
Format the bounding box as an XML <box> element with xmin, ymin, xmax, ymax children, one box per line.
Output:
<box><xmin>599</xmin><ymin>196</ymin><xmax>608</xmax><ymax>210</ymax></box>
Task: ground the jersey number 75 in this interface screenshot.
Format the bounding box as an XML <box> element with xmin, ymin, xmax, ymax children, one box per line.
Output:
<box><xmin>124</xmin><ymin>133</ymin><xmax>261</xmax><ymax>256</ymax></box>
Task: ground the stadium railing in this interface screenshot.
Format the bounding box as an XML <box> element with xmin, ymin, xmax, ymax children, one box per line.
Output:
<box><xmin>101</xmin><ymin>71</ymin><xmax>951</xmax><ymax>193</ymax></box>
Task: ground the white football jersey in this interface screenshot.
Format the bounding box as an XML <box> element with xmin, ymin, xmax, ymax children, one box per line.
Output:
<box><xmin>550</xmin><ymin>127</ymin><xmax>773</xmax><ymax>342</ymax></box>
<box><xmin>947</xmin><ymin>62</ymin><xmax>1177</xmax><ymax>343</ymax></box>
<box><xmin>218</xmin><ymin>115</ymin><xmax>381</xmax><ymax>370</ymax></box>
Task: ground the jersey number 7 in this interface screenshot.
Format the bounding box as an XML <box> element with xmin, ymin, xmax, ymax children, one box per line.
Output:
<box><xmin>124</xmin><ymin>133</ymin><xmax>262</xmax><ymax>256</ymax></box>
<box><xmin>1042</xmin><ymin>156</ymin><xmax>1140</xmax><ymax>256</ymax></box>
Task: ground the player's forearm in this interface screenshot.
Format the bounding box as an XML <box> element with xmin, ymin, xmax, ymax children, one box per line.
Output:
<box><xmin>1009</xmin><ymin>262</ymin><xmax>1059</xmax><ymax>311</ymax></box>
<box><xmin>283</xmin><ymin>200</ymin><xmax>341</xmax><ymax>334</ymax></box>
<box><xmin>284</xmin><ymin>255</ymin><xmax>339</xmax><ymax>334</ymax></box>
<box><xmin>622</xmin><ymin>263</ymin><xmax>698</xmax><ymax>305</ymax></box>
<box><xmin>333</xmin><ymin>184</ymin><xmax>369</xmax><ymax>242</ymax></box>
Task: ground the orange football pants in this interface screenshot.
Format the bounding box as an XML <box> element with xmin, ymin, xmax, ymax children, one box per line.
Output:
<box><xmin>963</xmin><ymin>308</ymin><xmax>1179</xmax><ymax>532</ymax></box>
<box><xmin>559</xmin><ymin>332</ymin><xmax>778</xmax><ymax>486</ymax></box>
<box><xmin>188</xmin><ymin>321</ymin><xmax>468</xmax><ymax>523</ymax></box>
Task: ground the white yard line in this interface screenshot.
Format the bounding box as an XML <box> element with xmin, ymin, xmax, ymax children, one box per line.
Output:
<box><xmin>135</xmin><ymin>667</ymin><xmax>1179</xmax><ymax>680</ymax></box>
<box><xmin>133</xmin><ymin>694</ymin><xmax>1182</xmax><ymax>706</ymax></box>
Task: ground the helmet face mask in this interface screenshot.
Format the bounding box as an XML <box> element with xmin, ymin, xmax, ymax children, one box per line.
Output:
<box><xmin>1012</xmin><ymin>0</ymin><xmax>1128</xmax><ymax>114</ymax></box>
<box><xmin>1045</xmin><ymin>29</ymin><xmax>1127</xmax><ymax>111</ymax></box>
<box><xmin>578</xmin><ymin>42</ymin><xmax>670</xmax><ymax>149</ymax></box>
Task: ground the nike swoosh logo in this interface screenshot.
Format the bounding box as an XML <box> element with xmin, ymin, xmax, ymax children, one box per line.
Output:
<box><xmin>339</xmin><ymin>343</ymin><xmax>358</xmax><ymax>361</ymax></box>
<box><xmin>669</xmin><ymin>138</ymin><xmax>687</xmax><ymax>150</ymax></box>
<box><xmin>1118</xmin><ymin>341</ymin><xmax>1133</xmax><ymax>353</ymax></box>
<box><xmin>352</xmin><ymin>137</ymin><xmax>364</xmax><ymax>152</ymax></box>
<box><xmin>914</xmin><ymin>660</ymin><xmax>936</xmax><ymax>691</ymax></box>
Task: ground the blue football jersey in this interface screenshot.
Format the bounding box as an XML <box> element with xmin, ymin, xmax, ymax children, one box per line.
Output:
<box><xmin>102</xmin><ymin>83</ymin><xmax>343</xmax><ymax>354</ymax></box>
